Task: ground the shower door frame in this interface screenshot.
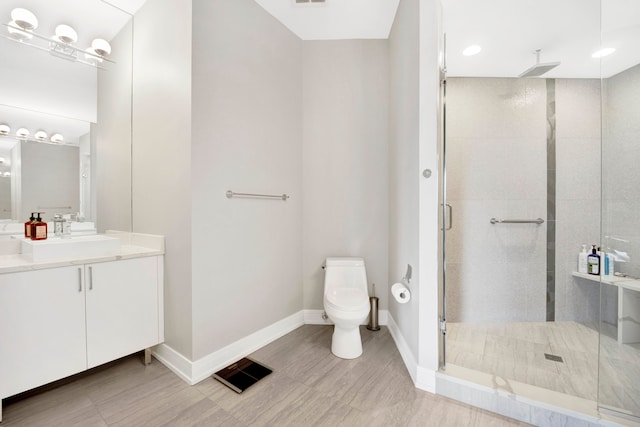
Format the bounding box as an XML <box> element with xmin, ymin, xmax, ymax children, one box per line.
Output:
<box><xmin>438</xmin><ymin>34</ymin><xmax>449</xmax><ymax>370</ymax></box>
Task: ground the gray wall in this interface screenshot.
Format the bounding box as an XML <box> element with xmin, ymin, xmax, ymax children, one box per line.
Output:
<box><xmin>555</xmin><ymin>79</ymin><xmax>601</xmax><ymax>323</ymax></box>
<box><xmin>132</xmin><ymin>0</ymin><xmax>193</xmax><ymax>359</ymax></box>
<box><xmin>191</xmin><ymin>0</ymin><xmax>303</xmax><ymax>360</ymax></box>
<box><xmin>389</xmin><ymin>0</ymin><xmax>421</xmax><ymax>359</ymax></box>
<box><xmin>446</xmin><ymin>78</ymin><xmax>601</xmax><ymax>323</ymax></box>
<box><xmin>603</xmin><ymin>64</ymin><xmax>640</xmax><ymax>278</ymax></box>
<box><xmin>302</xmin><ymin>40</ymin><xmax>389</xmax><ymax>310</ymax></box>
<box><xmin>96</xmin><ymin>20</ymin><xmax>132</xmax><ymax>233</ymax></box>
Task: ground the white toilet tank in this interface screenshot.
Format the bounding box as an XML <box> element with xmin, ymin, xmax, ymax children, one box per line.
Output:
<box><xmin>324</xmin><ymin>257</ymin><xmax>368</xmax><ymax>291</ymax></box>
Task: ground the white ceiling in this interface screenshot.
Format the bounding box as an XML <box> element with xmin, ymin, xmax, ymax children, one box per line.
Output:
<box><xmin>442</xmin><ymin>0</ymin><xmax>640</xmax><ymax>79</ymax></box>
<box><xmin>254</xmin><ymin>0</ymin><xmax>400</xmax><ymax>40</ymax></box>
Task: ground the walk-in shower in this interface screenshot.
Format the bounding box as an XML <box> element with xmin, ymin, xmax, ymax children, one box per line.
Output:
<box><xmin>439</xmin><ymin>0</ymin><xmax>640</xmax><ymax>422</ymax></box>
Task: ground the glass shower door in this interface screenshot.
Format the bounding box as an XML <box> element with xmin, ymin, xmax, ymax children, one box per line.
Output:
<box><xmin>598</xmin><ymin>0</ymin><xmax>640</xmax><ymax>419</ymax></box>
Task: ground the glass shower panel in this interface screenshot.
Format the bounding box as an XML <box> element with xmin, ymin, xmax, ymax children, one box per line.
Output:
<box><xmin>599</xmin><ymin>0</ymin><xmax>640</xmax><ymax>419</ymax></box>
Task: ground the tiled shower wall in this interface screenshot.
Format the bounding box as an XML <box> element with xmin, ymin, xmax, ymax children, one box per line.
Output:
<box><xmin>447</xmin><ymin>77</ymin><xmax>601</xmax><ymax>323</ymax></box>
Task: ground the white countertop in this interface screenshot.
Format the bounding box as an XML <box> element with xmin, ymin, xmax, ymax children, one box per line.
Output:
<box><xmin>0</xmin><ymin>231</ymin><xmax>164</xmax><ymax>275</ymax></box>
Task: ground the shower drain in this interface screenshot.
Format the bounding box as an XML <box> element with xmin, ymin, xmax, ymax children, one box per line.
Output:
<box><xmin>544</xmin><ymin>353</ymin><xmax>564</xmax><ymax>363</ymax></box>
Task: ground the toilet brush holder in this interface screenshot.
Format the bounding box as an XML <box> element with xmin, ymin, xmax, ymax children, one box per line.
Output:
<box><xmin>367</xmin><ymin>296</ymin><xmax>380</xmax><ymax>331</ymax></box>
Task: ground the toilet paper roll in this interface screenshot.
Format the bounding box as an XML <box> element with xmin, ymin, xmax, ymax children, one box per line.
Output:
<box><xmin>391</xmin><ymin>282</ymin><xmax>411</xmax><ymax>304</ymax></box>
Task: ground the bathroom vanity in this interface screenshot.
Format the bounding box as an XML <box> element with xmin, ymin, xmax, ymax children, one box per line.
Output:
<box><xmin>0</xmin><ymin>232</ymin><xmax>165</xmax><ymax>422</ymax></box>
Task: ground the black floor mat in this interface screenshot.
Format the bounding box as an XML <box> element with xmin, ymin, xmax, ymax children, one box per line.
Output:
<box><xmin>212</xmin><ymin>357</ymin><xmax>273</xmax><ymax>393</ymax></box>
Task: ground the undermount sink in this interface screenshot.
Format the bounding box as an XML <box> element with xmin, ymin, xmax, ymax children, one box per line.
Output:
<box><xmin>21</xmin><ymin>235</ymin><xmax>121</xmax><ymax>261</ymax></box>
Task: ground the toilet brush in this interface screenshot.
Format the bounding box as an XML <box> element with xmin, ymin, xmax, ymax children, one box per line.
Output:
<box><xmin>367</xmin><ymin>283</ymin><xmax>380</xmax><ymax>331</ymax></box>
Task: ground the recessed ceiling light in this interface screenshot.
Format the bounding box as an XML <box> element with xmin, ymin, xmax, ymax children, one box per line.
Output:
<box><xmin>592</xmin><ymin>48</ymin><xmax>616</xmax><ymax>58</ymax></box>
<box><xmin>463</xmin><ymin>45</ymin><xmax>482</xmax><ymax>56</ymax></box>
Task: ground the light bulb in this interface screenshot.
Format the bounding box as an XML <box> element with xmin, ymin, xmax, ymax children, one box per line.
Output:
<box><xmin>0</xmin><ymin>124</ymin><xmax>10</xmax><ymax>135</ymax></box>
<box><xmin>91</xmin><ymin>38</ymin><xmax>111</xmax><ymax>57</ymax></box>
<box><xmin>3</xmin><ymin>172</ymin><xmax>10</xmax><ymax>177</ymax></box>
<box><xmin>7</xmin><ymin>21</ymin><xmax>33</xmax><ymax>40</ymax></box>
<box><xmin>10</xmin><ymin>8</ymin><xmax>38</xmax><ymax>30</ymax></box>
<box><xmin>55</xmin><ymin>24</ymin><xmax>78</xmax><ymax>44</ymax></box>
<box><xmin>51</xmin><ymin>133</ymin><xmax>64</xmax><ymax>143</ymax></box>
<box><xmin>34</xmin><ymin>130</ymin><xmax>48</xmax><ymax>140</ymax></box>
<box><xmin>16</xmin><ymin>128</ymin><xmax>29</xmax><ymax>138</ymax></box>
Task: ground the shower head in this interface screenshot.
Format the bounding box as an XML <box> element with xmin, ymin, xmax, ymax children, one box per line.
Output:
<box><xmin>519</xmin><ymin>49</ymin><xmax>560</xmax><ymax>78</ymax></box>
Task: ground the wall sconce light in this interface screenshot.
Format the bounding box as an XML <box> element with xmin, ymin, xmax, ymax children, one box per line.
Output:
<box><xmin>3</xmin><ymin>8</ymin><xmax>114</xmax><ymax>68</ymax></box>
<box><xmin>50</xmin><ymin>133</ymin><xmax>64</xmax><ymax>143</ymax></box>
<box><xmin>34</xmin><ymin>130</ymin><xmax>48</xmax><ymax>140</ymax></box>
<box><xmin>54</xmin><ymin>24</ymin><xmax>78</xmax><ymax>44</ymax></box>
<box><xmin>16</xmin><ymin>128</ymin><xmax>29</xmax><ymax>138</ymax></box>
<box><xmin>10</xmin><ymin>8</ymin><xmax>37</xmax><ymax>30</ymax></box>
<box><xmin>0</xmin><ymin>124</ymin><xmax>10</xmax><ymax>135</ymax></box>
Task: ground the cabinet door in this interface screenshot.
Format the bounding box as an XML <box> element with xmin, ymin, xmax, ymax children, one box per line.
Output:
<box><xmin>0</xmin><ymin>266</ymin><xmax>87</xmax><ymax>398</ymax></box>
<box><xmin>85</xmin><ymin>257</ymin><xmax>159</xmax><ymax>368</ymax></box>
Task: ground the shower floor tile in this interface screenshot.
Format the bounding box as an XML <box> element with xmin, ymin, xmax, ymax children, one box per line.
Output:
<box><xmin>448</xmin><ymin>321</ymin><xmax>595</xmax><ymax>401</ymax></box>
<box><xmin>448</xmin><ymin>321</ymin><xmax>640</xmax><ymax>416</ymax></box>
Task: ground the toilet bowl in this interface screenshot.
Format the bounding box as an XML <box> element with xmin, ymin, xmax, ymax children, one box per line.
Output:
<box><xmin>323</xmin><ymin>257</ymin><xmax>370</xmax><ymax>359</ymax></box>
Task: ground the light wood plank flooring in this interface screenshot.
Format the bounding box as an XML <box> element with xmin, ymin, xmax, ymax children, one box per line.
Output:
<box><xmin>2</xmin><ymin>325</ymin><xmax>530</xmax><ymax>426</ymax></box>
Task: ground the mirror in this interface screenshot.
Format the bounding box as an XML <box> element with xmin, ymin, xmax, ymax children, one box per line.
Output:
<box><xmin>0</xmin><ymin>0</ymin><xmax>132</xmax><ymax>229</ymax></box>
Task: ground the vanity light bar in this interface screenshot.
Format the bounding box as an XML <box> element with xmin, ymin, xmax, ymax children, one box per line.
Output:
<box><xmin>0</xmin><ymin>125</ymin><xmax>65</xmax><ymax>144</ymax></box>
<box><xmin>3</xmin><ymin>8</ymin><xmax>115</xmax><ymax>68</ymax></box>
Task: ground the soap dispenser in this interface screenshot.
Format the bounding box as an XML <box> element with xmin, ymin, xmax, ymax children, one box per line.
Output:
<box><xmin>30</xmin><ymin>212</ymin><xmax>48</xmax><ymax>241</ymax></box>
<box><xmin>578</xmin><ymin>245</ymin><xmax>588</xmax><ymax>274</ymax></box>
<box><xmin>24</xmin><ymin>212</ymin><xmax>35</xmax><ymax>238</ymax></box>
<box><xmin>587</xmin><ymin>244</ymin><xmax>600</xmax><ymax>276</ymax></box>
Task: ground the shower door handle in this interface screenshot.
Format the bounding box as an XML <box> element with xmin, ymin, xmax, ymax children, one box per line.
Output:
<box><xmin>441</xmin><ymin>203</ymin><xmax>453</xmax><ymax>231</ymax></box>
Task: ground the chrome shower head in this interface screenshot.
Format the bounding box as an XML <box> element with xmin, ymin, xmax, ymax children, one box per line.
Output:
<box><xmin>519</xmin><ymin>49</ymin><xmax>560</xmax><ymax>78</ymax></box>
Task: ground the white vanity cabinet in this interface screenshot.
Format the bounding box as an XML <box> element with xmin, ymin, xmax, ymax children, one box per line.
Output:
<box><xmin>0</xmin><ymin>266</ymin><xmax>88</xmax><ymax>400</ymax></box>
<box><xmin>85</xmin><ymin>257</ymin><xmax>161</xmax><ymax>368</ymax></box>
<box><xmin>0</xmin><ymin>253</ymin><xmax>163</xmax><ymax>421</ymax></box>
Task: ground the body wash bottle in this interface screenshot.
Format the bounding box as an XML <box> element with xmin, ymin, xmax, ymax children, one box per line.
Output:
<box><xmin>30</xmin><ymin>213</ymin><xmax>48</xmax><ymax>241</ymax></box>
<box><xmin>578</xmin><ymin>245</ymin><xmax>588</xmax><ymax>274</ymax></box>
<box><xmin>24</xmin><ymin>212</ymin><xmax>35</xmax><ymax>238</ymax></box>
<box><xmin>587</xmin><ymin>245</ymin><xmax>600</xmax><ymax>276</ymax></box>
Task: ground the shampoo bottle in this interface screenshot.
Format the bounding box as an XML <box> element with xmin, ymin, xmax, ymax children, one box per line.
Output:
<box><xmin>578</xmin><ymin>245</ymin><xmax>588</xmax><ymax>274</ymax></box>
<box><xmin>24</xmin><ymin>212</ymin><xmax>35</xmax><ymax>238</ymax></box>
<box><xmin>587</xmin><ymin>245</ymin><xmax>600</xmax><ymax>276</ymax></box>
<box><xmin>30</xmin><ymin>213</ymin><xmax>48</xmax><ymax>241</ymax></box>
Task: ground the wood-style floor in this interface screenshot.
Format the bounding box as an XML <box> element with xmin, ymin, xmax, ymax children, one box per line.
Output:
<box><xmin>2</xmin><ymin>325</ymin><xmax>530</xmax><ymax>426</ymax></box>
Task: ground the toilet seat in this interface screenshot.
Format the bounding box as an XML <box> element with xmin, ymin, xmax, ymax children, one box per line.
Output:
<box><xmin>325</xmin><ymin>288</ymin><xmax>369</xmax><ymax>312</ymax></box>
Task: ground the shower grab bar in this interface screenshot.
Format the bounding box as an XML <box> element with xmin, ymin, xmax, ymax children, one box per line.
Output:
<box><xmin>226</xmin><ymin>190</ymin><xmax>289</xmax><ymax>201</ymax></box>
<box><xmin>490</xmin><ymin>217</ymin><xmax>544</xmax><ymax>225</ymax></box>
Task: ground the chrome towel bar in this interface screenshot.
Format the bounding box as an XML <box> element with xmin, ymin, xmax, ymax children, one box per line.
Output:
<box><xmin>490</xmin><ymin>218</ymin><xmax>544</xmax><ymax>225</ymax></box>
<box><xmin>226</xmin><ymin>190</ymin><xmax>289</xmax><ymax>201</ymax></box>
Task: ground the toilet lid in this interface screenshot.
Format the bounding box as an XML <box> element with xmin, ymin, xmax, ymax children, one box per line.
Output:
<box><xmin>326</xmin><ymin>288</ymin><xmax>369</xmax><ymax>311</ymax></box>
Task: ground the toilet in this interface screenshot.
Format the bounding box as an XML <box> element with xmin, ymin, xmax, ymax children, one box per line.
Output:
<box><xmin>323</xmin><ymin>257</ymin><xmax>371</xmax><ymax>359</ymax></box>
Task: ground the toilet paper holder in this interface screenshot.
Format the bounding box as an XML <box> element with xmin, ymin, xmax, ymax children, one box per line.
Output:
<box><xmin>402</xmin><ymin>264</ymin><xmax>412</xmax><ymax>285</ymax></box>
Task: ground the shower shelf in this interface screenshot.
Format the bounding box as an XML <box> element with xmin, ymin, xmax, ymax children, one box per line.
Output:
<box><xmin>572</xmin><ymin>272</ymin><xmax>640</xmax><ymax>344</ymax></box>
<box><xmin>571</xmin><ymin>271</ymin><xmax>640</xmax><ymax>292</ymax></box>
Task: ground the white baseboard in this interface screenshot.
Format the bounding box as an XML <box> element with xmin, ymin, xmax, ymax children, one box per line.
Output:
<box><xmin>385</xmin><ymin>313</ymin><xmax>436</xmax><ymax>393</ymax></box>
<box><xmin>152</xmin><ymin>342</ymin><xmax>195</xmax><ymax>385</ymax></box>
<box><xmin>153</xmin><ymin>311</ymin><xmax>304</xmax><ymax>385</ymax></box>
<box><xmin>386</xmin><ymin>313</ymin><xmax>418</xmax><ymax>384</ymax></box>
<box><xmin>303</xmin><ymin>309</ymin><xmax>389</xmax><ymax>326</ymax></box>
<box><xmin>155</xmin><ymin>309</ymin><xmax>392</xmax><ymax>385</ymax></box>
